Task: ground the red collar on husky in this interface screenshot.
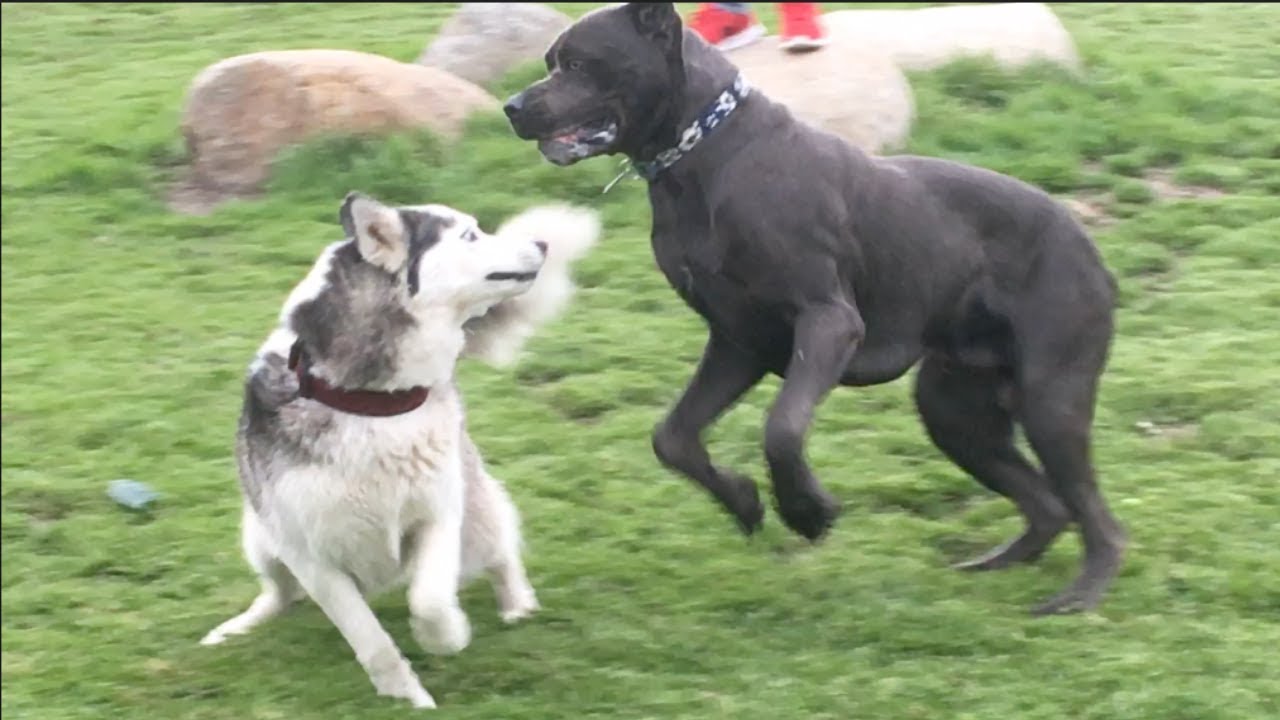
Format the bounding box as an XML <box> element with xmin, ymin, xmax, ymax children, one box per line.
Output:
<box><xmin>287</xmin><ymin>341</ymin><xmax>429</xmax><ymax>417</ymax></box>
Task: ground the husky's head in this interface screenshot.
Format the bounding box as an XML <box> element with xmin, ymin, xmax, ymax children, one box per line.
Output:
<box><xmin>341</xmin><ymin>191</ymin><xmax>549</xmax><ymax>315</ymax></box>
<box><xmin>279</xmin><ymin>192</ymin><xmax>598</xmax><ymax>392</ymax></box>
<box><xmin>281</xmin><ymin>193</ymin><xmax>550</xmax><ymax>391</ymax></box>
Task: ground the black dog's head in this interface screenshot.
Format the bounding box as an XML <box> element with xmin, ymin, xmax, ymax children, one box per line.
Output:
<box><xmin>503</xmin><ymin>3</ymin><xmax>686</xmax><ymax>166</ymax></box>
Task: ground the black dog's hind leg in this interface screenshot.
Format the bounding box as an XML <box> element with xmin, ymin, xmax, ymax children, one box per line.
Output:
<box><xmin>1019</xmin><ymin>366</ymin><xmax>1127</xmax><ymax>616</ymax></box>
<box><xmin>653</xmin><ymin>331</ymin><xmax>768</xmax><ymax>534</ymax></box>
<box><xmin>913</xmin><ymin>355</ymin><xmax>1070</xmax><ymax>570</ymax></box>
<box><xmin>764</xmin><ymin>302</ymin><xmax>863</xmax><ymax>541</ymax></box>
<box><xmin>1011</xmin><ymin>249</ymin><xmax>1126</xmax><ymax>616</ymax></box>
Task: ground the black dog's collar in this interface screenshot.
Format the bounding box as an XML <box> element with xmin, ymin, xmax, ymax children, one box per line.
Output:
<box><xmin>608</xmin><ymin>74</ymin><xmax>752</xmax><ymax>190</ymax></box>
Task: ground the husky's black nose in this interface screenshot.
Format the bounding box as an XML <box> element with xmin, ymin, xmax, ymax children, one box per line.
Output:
<box><xmin>503</xmin><ymin>92</ymin><xmax>525</xmax><ymax>121</ymax></box>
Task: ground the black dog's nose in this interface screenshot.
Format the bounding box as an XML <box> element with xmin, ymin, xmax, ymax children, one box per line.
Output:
<box><xmin>503</xmin><ymin>92</ymin><xmax>525</xmax><ymax>119</ymax></box>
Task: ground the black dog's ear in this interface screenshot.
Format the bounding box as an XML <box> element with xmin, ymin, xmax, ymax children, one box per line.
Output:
<box><xmin>626</xmin><ymin>3</ymin><xmax>682</xmax><ymax>45</ymax></box>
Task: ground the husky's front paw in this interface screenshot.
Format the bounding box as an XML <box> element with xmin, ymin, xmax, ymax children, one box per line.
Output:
<box><xmin>498</xmin><ymin>585</ymin><xmax>540</xmax><ymax>624</ymax></box>
<box><xmin>366</xmin><ymin>648</ymin><xmax>437</xmax><ymax>709</ymax></box>
<box><xmin>199</xmin><ymin>628</ymin><xmax>229</xmax><ymax>646</ymax></box>
<box><xmin>411</xmin><ymin>605</ymin><xmax>472</xmax><ymax>656</ymax></box>
<box><xmin>378</xmin><ymin>677</ymin><xmax>436</xmax><ymax>710</ymax></box>
<box><xmin>402</xmin><ymin>684</ymin><xmax>437</xmax><ymax>711</ymax></box>
<box><xmin>500</xmin><ymin>597</ymin><xmax>540</xmax><ymax>624</ymax></box>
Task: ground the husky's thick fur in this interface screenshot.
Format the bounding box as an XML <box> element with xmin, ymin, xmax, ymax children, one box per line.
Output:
<box><xmin>201</xmin><ymin>192</ymin><xmax>598</xmax><ymax>710</ymax></box>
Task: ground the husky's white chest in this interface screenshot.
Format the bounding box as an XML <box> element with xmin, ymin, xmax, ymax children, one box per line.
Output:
<box><xmin>267</xmin><ymin>392</ymin><xmax>465</xmax><ymax>595</ymax></box>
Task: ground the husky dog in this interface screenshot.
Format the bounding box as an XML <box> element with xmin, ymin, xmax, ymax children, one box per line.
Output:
<box><xmin>200</xmin><ymin>192</ymin><xmax>599</xmax><ymax>710</ymax></box>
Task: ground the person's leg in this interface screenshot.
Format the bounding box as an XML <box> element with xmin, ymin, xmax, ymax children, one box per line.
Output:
<box><xmin>687</xmin><ymin>3</ymin><xmax>766</xmax><ymax>52</ymax></box>
<box><xmin>779</xmin><ymin>2</ymin><xmax>829</xmax><ymax>53</ymax></box>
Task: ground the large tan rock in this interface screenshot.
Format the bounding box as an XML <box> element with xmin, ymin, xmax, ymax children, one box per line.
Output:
<box><xmin>821</xmin><ymin>3</ymin><xmax>1082</xmax><ymax>74</ymax></box>
<box><xmin>724</xmin><ymin>38</ymin><xmax>915</xmax><ymax>154</ymax></box>
<box><xmin>178</xmin><ymin>49</ymin><xmax>498</xmax><ymax>200</ymax></box>
<box><xmin>416</xmin><ymin>3</ymin><xmax>572</xmax><ymax>89</ymax></box>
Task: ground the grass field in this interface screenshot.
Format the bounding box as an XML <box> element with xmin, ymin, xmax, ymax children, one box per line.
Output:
<box><xmin>3</xmin><ymin>2</ymin><xmax>1279</xmax><ymax>718</ymax></box>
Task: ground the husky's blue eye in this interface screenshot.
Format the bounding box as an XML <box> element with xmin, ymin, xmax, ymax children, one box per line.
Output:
<box><xmin>465</xmin><ymin>229</ymin><xmax>478</xmax><ymax>243</ymax></box>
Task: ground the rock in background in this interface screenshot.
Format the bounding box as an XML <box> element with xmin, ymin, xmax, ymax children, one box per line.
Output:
<box><xmin>712</xmin><ymin>3</ymin><xmax>1080</xmax><ymax>152</ymax></box>
<box><xmin>820</xmin><ymin>3</ymin><xmax>1082</xmax><ymax>74</ymax></box>
<box><xmin>168</xmin><ymin>3</ymin><xmax>1085</xmax><ymax>213</ymax></box>
<box><xmin>415</xmin><ymin>3</ymin><xmax>573</xmax><ymax>89</ymax></box>
<box><xmin>726</xmin><ymin>38</ymin><xmax>916</xmax><ymax>154</ymax></box>
<box><xmin>174</xmin><ymin>49</ymin><xmax>496</xmax><ymax>212</ymax></box>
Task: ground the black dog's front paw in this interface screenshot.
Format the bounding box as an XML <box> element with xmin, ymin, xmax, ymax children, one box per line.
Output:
<box><xmin>719</xmin><ymin>470</ymin><xmax>765</xmax><ymax>536</ymax></box>
<box><xmin>775</xmin><ymin>485</ymin><xmax>841</xmax><ymax>542</ymax></box>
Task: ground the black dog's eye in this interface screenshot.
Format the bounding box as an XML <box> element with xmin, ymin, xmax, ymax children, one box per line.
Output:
<box><xmin>567</xmin><ymin>59</ymin><xmax>584</xmax><ymax>72</ymax></box>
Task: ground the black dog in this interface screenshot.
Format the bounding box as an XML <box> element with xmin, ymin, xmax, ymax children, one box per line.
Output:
<box><xmin>504</xmin><ymin>3</ymin><xmax>1126</xmax><ymax>615</ymax></box>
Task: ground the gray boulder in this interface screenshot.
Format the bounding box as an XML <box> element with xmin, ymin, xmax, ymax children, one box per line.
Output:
<box><xmin>416</xmin><ymin>3</ymin><xmax>572</xmax><ymax>89</ymax></box>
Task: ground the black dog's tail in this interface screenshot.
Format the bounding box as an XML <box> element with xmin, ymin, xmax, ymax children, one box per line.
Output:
<box><xmin>947</xmin><ymin>280</ymin><xmax>1019</xmax><ymax>373</ymax></box>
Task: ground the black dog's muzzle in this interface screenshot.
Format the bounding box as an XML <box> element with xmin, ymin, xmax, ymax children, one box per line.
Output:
<box><xmin>503</xmin><ymin>91</ymin><xmax>541</xmax><ymax>141</ymax></box>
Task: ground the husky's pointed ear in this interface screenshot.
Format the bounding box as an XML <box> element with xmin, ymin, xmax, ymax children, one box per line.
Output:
<box><xmin>626</xmin><ymin>3</ymin><xmax>681</xmax><ymax>47</ymax></box>
<box><xmin>340</xmin><ymin>191</ymin><xmax>408</xmax><ymax>272</ymax></box>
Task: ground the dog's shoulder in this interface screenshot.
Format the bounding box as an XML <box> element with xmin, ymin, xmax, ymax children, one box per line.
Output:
<box><xmin>244</xmin><ymin>330</ymin><xmax>300</xmax><ymax>415</ymax></box>
<box><xmin>235</xmin><ymin>327</ymin><xmax>333</xmax><ymax>507</ymax></box>
<box><xmin>238</xmin><ymin>327</ymin><xmax>317</xmax><ymax>438</ymax></box>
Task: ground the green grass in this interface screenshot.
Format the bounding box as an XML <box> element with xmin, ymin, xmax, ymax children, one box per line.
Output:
<box><xmin>3</xmin><ymin>2</ymin><xmax>1279</xmax><ymax>718</ymax></box>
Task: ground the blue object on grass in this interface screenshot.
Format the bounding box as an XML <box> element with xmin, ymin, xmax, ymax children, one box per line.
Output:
<box><xmin>108</xmin><ymin>479</ymin><xmax>160</xmax><ymax>511</ymax></box>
